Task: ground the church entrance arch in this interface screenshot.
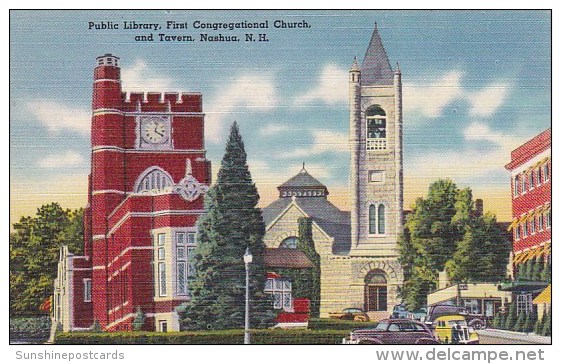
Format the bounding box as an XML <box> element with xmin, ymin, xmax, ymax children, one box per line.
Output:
<box><xmin>364</xmin><ymin>269</ymin><xmax>388</xmax><ymax>312</ymax></box>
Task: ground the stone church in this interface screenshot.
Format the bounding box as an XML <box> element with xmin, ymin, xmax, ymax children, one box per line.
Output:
<box><xmin>262</xmin><ymin>24</ymin><xmax>404</xmax><ymax>321</ymax></box>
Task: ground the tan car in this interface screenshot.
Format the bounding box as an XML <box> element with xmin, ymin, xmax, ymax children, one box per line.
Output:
<box><xmin>329</xmin><ymin>307</ymin><xmax>369</xmax><ymax>322</ymax></box>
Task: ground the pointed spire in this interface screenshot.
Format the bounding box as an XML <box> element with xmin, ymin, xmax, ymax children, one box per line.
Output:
<box><xmin>300</xmin><ymin>162</ymin><xmax>307</xmax><ymax>173</ymax></box>
<box><xmin>395</xmin><ymin>61</ymin><xmax>401</xmax><ymax>75</ymax></box>
<box><xmin>350</xmin><ymin>56</ymin><xmax>360</xmax><ymax>72</ymax></box>
<box><xmin>361</xmin><ymin>23</ymin><xmax>394</xmax><ymax>86</ymax></box>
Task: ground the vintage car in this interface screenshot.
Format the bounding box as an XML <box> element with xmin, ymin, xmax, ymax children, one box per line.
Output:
<box><xmin>426</xmin><ymin>304</ymin><xmax>486</xmax><ymax>330</ymax></box>
<box><xmin>329</xmin><ymin>307</ymin><xmax>370</xmax><ymax>322</ymax></box>
<box><xmin>432</xmin><ymin>314</ymin><xmax>480</xmax><ymax>344</ymax></box>
<box><xmin>342</xmin><ymin>319</ymin><xmax>440</xmax><ymax>344</ymax></box>
<box><xmin>391</xmin><ymin>304</ymin><xmax>409</xmax><ymax>319</ymax></box>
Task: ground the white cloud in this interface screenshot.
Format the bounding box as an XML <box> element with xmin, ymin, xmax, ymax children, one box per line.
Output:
<box><xmin>121</xmin><ymin>59</ymin><xmax>175</xmax><ymax>92</ymax></box>
<box><xmin>259</xmin><ymin>123</ymin><xmax>289</xmax><ymax>137</ymax></box>
<box><xmin>405</xmin><ymin>71</ymin><xmax>511</xmax><ymax>120</ymax></box>
<box><xmin>468</xmin><ymin>83</ymin><xmax>510</xmax><ymax>117</ymax></box>
<box><xmin>404</xmin><ymin>70</ymin><xmax>464</xmax><ymax>118</ymax></box>
<box><xmin>279</xmin><ymin>130</ymin><xmax>348</xmax><ymax>158</ymax></box>
<box><xmin>294</xmin><ymin>64</ymin><xmax>348</xmax><ymax>106</ymax></box>
<box><xmin>205</xmin><ymin>73</ymin><xmax>278</xmax><ymax>143</ymax></box>
<box><xmin>38</xmin><ymin>151</ymin><xmax>85</xmax><ymax>169</ymax></box>
<box><xmin>407</xmin><ymin>122</ymin><xmax>524</xmax><ymax>181</ymax></box>
<box><xmin>27</xmin><ymin>101</ymin><xmax>91</xmax><ymax>135</ymax></box>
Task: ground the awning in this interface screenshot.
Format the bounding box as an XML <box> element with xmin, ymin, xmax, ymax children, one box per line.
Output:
<box><xmin>532</xmin><ymin>284</ymin><xmax>551</xmax><ymax>304</ymax></box>
<box><xmin>508</xmin><ymin>217</ymin><xmax>520</xmax><ymax>232</ymax></box>
<box><xmin>513</xmin><ymin>242</ymin><xmax>551</xmax><ymax>264</ymax></box>
<box><xmin>498</xmin><ymin>280</ymin><xmax>549</xmax><ymax>293</ymax></box>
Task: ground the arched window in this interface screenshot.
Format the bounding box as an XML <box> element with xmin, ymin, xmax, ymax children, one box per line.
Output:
<box><xmin>279</xmin><ymin>237</ymin><xmax>298</xmax><ymax>249</ymax></box>
<box><xmin>369</xmin><ymin>205</ymin><xmax>377</xmax><ymax>234</ymax></box>
<box><xmin>366</xmin><ymin>106</ymin><xmax>387</xmax><ymax>151</ymax></box>
<box><xmin>135</xmin><ymin>167</ymin><xmax>174</xmax><ymax>194</ymax></box>
<box><xmin>378</xmin><ymin>204</ymin><xmax>386</xmax><ymax>234</ymax></box>
<box><xmin>364</xmin><ymin>270</ymin><xmax>387</xmax><ymax>312</ymax></box>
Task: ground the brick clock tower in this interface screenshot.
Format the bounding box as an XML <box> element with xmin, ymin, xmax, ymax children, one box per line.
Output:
<box><xmin>56</xmin><ymin>54</ymin><xmax>212</xmax><ymax>332</ymax></box>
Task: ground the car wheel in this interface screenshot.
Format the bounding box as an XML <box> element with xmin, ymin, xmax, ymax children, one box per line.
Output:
<box><xmin>469</xmin><ymin>319</ymin><xmax>484</xmax><ymax>330</ymax></box>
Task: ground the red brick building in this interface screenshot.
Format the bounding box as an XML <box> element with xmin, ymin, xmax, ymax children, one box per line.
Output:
<box><xmin>53</xmin><ymin>54</ymin><xmax>211</xmax><ymax>332</ymax></box>
<box><xmin>504</xmin><ymin>128</ymin><xmax>551</xmax><ymax>315</ymax></box>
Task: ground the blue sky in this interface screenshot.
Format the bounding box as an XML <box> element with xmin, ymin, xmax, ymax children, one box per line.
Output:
<box><xmin>9</xmin><ymin>10</ymin><xmax>551</xmax><ymax>223</ymax></box>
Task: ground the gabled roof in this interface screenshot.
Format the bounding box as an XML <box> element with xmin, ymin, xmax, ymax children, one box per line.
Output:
<box><xmin>361</xmin><ymin>24</ymin><xmax>394</xmax><ymax>86</ymax></box>
<box><xmin>262</xmin><ymin>196</ymin><xmax>352</xmax><ymax>256</ymax></box>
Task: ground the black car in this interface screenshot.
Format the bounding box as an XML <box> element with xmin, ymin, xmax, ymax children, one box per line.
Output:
<box><xmin>343</xmin><ymin>319</ymin><xmax>440</xmax><ymax>344</ymax></box>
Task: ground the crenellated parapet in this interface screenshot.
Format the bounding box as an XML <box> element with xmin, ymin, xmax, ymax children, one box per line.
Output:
<box><xmin>121</xmin><ymin>92</ymin><xmax>202</xmax><ymax>113</ymax></box>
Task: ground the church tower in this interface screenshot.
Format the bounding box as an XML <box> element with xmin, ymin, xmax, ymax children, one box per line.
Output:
<box><xmin>349</xmin><ymin>24</ymin><xmax>403</xmax><ymax>258</ymax></box>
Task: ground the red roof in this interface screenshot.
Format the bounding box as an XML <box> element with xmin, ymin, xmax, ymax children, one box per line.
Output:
<box><xmin>264</xmin><ymin>248</ymin><xmax>314</xmax><ymax>268</ymax></box>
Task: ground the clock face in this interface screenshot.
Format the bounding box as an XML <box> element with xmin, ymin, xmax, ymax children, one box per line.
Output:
<box><xmin>141</xmin><ymin>117</ymin><xmax>169</xmax><ymax>144</ymax></box>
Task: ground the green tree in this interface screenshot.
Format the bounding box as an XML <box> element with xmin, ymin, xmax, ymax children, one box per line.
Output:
<box><xmin>531</xmin><ymin>255</ymin><xmax>543</xmax><ymax>281</ymax></box>
<box><xmin>522</xmin><ymin>308</ymin><xmax>536</xmax><ymax>333</ymax></box>
<box><xmin>181</xmin><ymin>122</ymin><xmax>274</xmax><ymax>330</ymax></box>
<box><xmin>399</xmin><ymin>179</ymin><xmax>509</xmax><ymax>308</ymax></box>
<box><xmin>504</xmin><ymin>304</ymin><xmax>516</xmax><ymax>331</ymax></box>
<box><xmin>541</xmin><ymin>307</ymin><xmax>551</xmax><ymax>336</ymax></box>
<box><xmin>541</xmin><ymin>256</ymin><xmax>551</xmax><ymax>282</ymax></box>
<box><xmin>492</xmin><ymin>311</ymin><xmax>503</xmax><ymax>329</ymax></box>
<box><xmin>513</xmin><ymin>310</ymin><xmax>526</xmax><ymax>332</ymax></box>
<box><xmin>297</xmin><ymin>217</ymin><xmax>321</xmax><ymax>317</ymax></box>
<box><xmin>10</xmin><ymin>203</ymin><xmax>84</xmax><ymax>316</ymax></box>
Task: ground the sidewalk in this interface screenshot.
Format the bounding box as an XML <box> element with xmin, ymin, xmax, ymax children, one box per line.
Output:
<box><xmin>477</xmin><ymin>329</ymin><xmax>551</xmax><ymax>344</ymax></box>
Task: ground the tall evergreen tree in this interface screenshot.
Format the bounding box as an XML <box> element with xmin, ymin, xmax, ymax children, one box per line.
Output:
<box><xmin>297</xmin><ymin>217</ymin><xmax>321</xmax><ymax>317</ymax></box>
<box><xmin>181</xmin><ymin>122</ymin><xmax>274</xmax><ymax>330</ymax></box>
<box><xmin>532</xmin><ymin>255</ymin><xmax>544</xmax><ymax>281</ymax></box>
<box><xmin>504</xmin><ymin>304</ymin><xmax>517</xmax><ymax>331</ymax></box>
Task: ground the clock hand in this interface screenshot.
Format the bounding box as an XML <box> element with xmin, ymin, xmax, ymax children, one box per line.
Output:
<box><xmin>155</xmin><ymin>129</ymin><xmax>164</xmax><ymax>137</ymax></box>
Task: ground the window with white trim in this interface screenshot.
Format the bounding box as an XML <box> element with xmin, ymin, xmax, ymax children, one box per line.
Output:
<box><xmin>514</xmin><ymin>226</ymin><xmax>520</xmax><ymax>240</ymax></box>
<box><xmin>513</xmin><ymin>176</ymin><xmax>520</xmax><ymax>196</ymax></box>
<box><xmin>369</xmin><ymin>170</ymin><xmax>385</xmax><ymax>183</ymax></box>
<box><xmin>536</xmin><ymin>167</ymin><xmax>542</xmax><ymax>185</ymax></box>
<box><xmin>516</xmin><ymin>293</ymin><xmax>533</xmax><ymax>315</ymax></box>
<box><xmin>83</xmin><ymin>278</ymin><xmax>92</xmax><ymax>302</ymax></box>
<box><xmin>522</xmin><ymin>220</ymin><xmax>528</xmax><ymax>237</ymax></box>
<box><xmin>529</xmin><ymin>170</ymin><xmax>535</xmax><ymax>189</ymax></box>
<box><xmin>265</xmin><ymin>277</ymin><xmax>292</xmax><ymax>311</ymax></box>
<box><xmin>530</xmin><ymin>217</ymin><xmax>535</xmax><ymax>235</ymax></box>
<box><xmin>369</xmin><ymin>203</ymin><xmax>386</xmax><ymax>236</ymax></box>
<box><xmin>176</xmin><ymin>231</ymin><xmax>196</xmax><ymax>296</ymax></box>
<box><xmin>545</xmin><ymin>210</ymin><xmax>551</xmax><ymax>229</ymax></box>
<box><xmin>135</xmin><ymin>167</ymin><xmax>174</xmax><ymax>194</ymax></box>
<box><xmin>537</xmin><ymin>214</ymin><xmax>543</xmax><ymax>232</ymax></box>
<box><xmin>544</xmin><ymin>163</ymin><xmax>550</xmax><ymax>182</ymax></box>
<box><xmin>522</xmin><ymin>174</ymin><xmax>527</xmax><ymax>193</ymax></box>
<box><xmin>158</xmin><ymin>262</ymin><xmax>166</xmax><ymax>296</ymax></box>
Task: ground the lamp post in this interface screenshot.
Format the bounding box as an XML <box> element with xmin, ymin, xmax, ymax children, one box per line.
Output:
<box><xmin>243</xmin><ymin>247</ymin><xmax>253</xmax><ymax>344</ymax></box>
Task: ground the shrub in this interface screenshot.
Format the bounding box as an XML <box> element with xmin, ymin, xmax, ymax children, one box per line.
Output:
<box><xmin>56</xmin><ymin>329</ymin><xmax>351</xmax><ymax>345</ymax></box>
<box><xmin>9</xmin><ymin>316</ymin><xmax>51</xmax><ymax>342</ymax></box>
<box><xmin>308</xmin><ymin>318</ymin><xmax>376</xmax><ymax>330</ymax></box>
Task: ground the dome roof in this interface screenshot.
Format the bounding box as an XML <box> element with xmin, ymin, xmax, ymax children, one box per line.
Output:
<box><xmin>277</xmin><ymin>165</ymin><xmax>328</xmax><ymax>198</ymax></box>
